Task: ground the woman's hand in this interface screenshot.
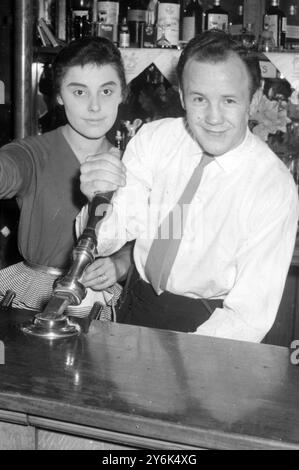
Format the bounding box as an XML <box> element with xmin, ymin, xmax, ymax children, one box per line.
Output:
<box><xmin>80</xmin><ymin>148</ymin><xmax>126</xmax><ymax>201</ymax></box>
<box><xmin>81</xmin><ymin>257</ymin><xmax>118</xmax><ymax>291</ymax></box>
<box><xmin>81</xmin><ymin>243</ymin><xmax>133</xmax><ymax>291</ymax></box>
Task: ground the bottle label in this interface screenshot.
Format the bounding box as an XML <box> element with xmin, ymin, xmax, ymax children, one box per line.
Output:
<box><xmin>128</xmin><ymin>9</ymin><xmax>147</xmax><ymax>22</ymax></box>
<box><xmin>97</xmin><ymin>1</ymin><xmax>119</xmax><ymax>41</ymax></box>
<box><xmin>207</xmin><ymin>13</ymin><xmax>228</xmax><ymax>31</ymax></box>
<box><xmin>119</xmin><ymin>32</ymin><xmax>130</xmax><ymax>48</ymax></box>
<box><xmin>282</xmin><ymin>17</ymin><xmax>287</xmax><ymax>33</ymax></box>
<box><xmin>157</xmin><ymin>3</ymin><xmax>180</xmax><ymax>46</ymax></box>
<box><xmin>264</xmin><ymin>14</ymin><xmax>279</xmax><ymax>46</ymax></box>
<box><xmin>182</xmin><ymin>17</ymin><xmax>195</xmax><ymax>42</ymax></box>
<box><xmin>73</xmin><ymin>10</ymin><xmax>89</xmax><ymax>18</ymax></box>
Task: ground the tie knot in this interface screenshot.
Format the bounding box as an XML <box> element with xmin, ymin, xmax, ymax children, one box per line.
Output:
<box><xmin>200</xmin><ymin>152</ymin><xmax>214</xmax><ymax>168</ymax></box>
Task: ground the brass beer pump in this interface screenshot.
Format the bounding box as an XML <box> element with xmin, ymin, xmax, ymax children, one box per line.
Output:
<box><xmin>22</xmin><ymin>192</ymin><xmax>113</xmax><ymax>339</ymax></box>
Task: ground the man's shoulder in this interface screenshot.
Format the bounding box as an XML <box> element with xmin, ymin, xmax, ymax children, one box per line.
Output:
<box><xmin>248</xmin><ymin>132</ymin><xmax>298</xmax><ymax>199</ymax></box>
<box><xmin>138</xmin><ymin>117</ymin><xmax>185</xmax><ymax>140</ymax></box>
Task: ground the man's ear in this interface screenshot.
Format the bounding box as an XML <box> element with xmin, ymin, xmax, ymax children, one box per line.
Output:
<box><xmin>179</xmin><ymin>87</ymin><xmax>185</xmax><ymax>110</ymax></box>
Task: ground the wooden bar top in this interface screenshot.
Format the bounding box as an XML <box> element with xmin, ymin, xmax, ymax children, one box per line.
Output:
<box><xmin>0</xmin><ymin>307</ymin><xmax>299</xmax><ymax>449</ymax></box>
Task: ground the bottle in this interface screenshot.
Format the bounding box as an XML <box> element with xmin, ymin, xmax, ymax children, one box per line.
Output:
<box><xmin>263</xmin><ymin>0</ymin><xmax>286</xmax><ymax>49</ymax></box>
<box><xmin>240</xmin><ymin>23</ymin><xmax>257</xmax><ymax>50</ymax></box>
<box><xmin>204</xmin><ymin>0</ymin><xmax>229</xmax><ymax>32</ymax></box>
<box><xmin>119</xmin><ymin>17</ymin><xmax>130</xmax><ymax>48</ymax></box>
<box><xmin>182</xmin><ymin>0</ymin><xmax>203</xmax><ymax>42</ymax></box>
<box><xmin>71</xmin><ymin>0</ymin><xmax>92</xmax><ymax>40</ymax></box>
<box><xmin>229</xmin><ymin>4</ymin><xmax>244</xmax><ymax>37</ymax></box>
<box><xmin>114</xmin><ymin>129</ymin><xmax>125</xmax><ymax>152</ymax></box>
<box><xmin>143</xmin><ymin>9</ymin><xmax>157</xmax><ymax>48</ymax></box>
<box><xmin>286</xmin><ymin>5</ymin><xmax>299</xmax><ymax>49</ymax></box>
<box><xmin>97</xmin><ymin>1</ymin><xmax>119</xmax><ymax>43</ymax></box>
<box><xmin>127</xmin><ymin>0</ymin><xmax>147</xmax><ymax>47</ymax></box>
<box><xmin>258</xmin><ymin>23</ymin><xmax>275</xmax><ymax>52</ymax></box>
<box><xmin>156</xmin><ymin>0</ymin><xmax>181</xmax><ymax>47</ymax></box>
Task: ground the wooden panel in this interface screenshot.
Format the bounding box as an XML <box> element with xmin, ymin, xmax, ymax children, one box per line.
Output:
<box><xmin>0</xmin><ymin>422</ymin><xmax>35</xmax><ymax>450</ymax></box>
<box><xmin>37</xmin><ymin>429</ymin><xmax>133</xmax><ymax>450</ymax></box>
<box><xmin>1</xmin><ymin>308</ymin><xmax>299</xmax><ymax>449</ymax></box>
<box><xmin>30</xmin><ymin>415</ymin><xmax>198</xmax><ymax>450</ymax></box>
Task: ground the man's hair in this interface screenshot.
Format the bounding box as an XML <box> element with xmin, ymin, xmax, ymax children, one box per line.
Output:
<box><xmin>177</xmin><ymin>30</ymin><xmax>261</xmax><ymax>100</ymax></box>
<box><xmin>52</xmin><ymin>36</ymin><xmax>127</xmax><ymax>100</ymax></box>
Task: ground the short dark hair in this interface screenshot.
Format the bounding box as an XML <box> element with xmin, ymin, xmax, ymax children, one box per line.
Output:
<box><xmin>177</xmin><ymin>30</ymin><xmax>261</xmax><ymax>100</ymax></box>
<box><xmin>52</xmin><ymin>36</ymin><xmax>127</xmax><ymax>100</ymax></box>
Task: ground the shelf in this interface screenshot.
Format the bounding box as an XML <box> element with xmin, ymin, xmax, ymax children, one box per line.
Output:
<box><xmin>34</xmin><ymin>46</ymin><xmax>299</xmax><ymax>91</ymax></box>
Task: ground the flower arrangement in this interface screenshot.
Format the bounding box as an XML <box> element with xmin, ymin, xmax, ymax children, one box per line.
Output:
<box><xmin>249</xmin><ymin>79</ymin><xmax>299</xmax><ymax>164</ymax></box>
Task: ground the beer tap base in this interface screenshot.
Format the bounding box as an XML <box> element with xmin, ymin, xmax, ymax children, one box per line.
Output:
<box><xmin>22</xmin><ymin>314</ymin><xmax>80</xmax><ymax>339</ymax></box>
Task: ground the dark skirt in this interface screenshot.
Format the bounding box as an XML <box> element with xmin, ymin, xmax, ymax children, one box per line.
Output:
<box><xmin>117</xmin><ymin>267</ymin><xmax>223</xmax><ymax>333</ymax></box>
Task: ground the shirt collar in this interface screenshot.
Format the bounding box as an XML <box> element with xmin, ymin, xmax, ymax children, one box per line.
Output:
<box><xmin>212</xmin><ymin>128</ymin><xmax>254</xmax><ymax>173</ymax></box>
<box><xmin>183</xmin><ymin>119</ymin><xmax>254</xmax><ymax>173</ymax></box>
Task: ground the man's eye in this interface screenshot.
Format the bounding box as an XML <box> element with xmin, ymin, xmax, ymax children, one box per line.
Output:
<box><xmin>73</xmin><ymin>89</ymin><xmax>86</xmax><ymax>96</ymax></box>
<box><xmin>193</xmin><ymin>96</ymin><xmax>205</xmax><ymax>104</ymax></box>
<box><xmin>225</xmin><ymin>98</ymin><xmax>236</xmax><ymax>104</ymax></box>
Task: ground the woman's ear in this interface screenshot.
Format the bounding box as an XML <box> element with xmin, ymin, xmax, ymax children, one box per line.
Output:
<box><xmin>57</xmin><ymin>94</ymin><xmax>63</xmax><ymax>106</ymax></box>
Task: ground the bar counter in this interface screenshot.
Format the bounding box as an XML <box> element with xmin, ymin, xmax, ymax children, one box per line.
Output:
<box><xmin>1</xmin><ymin>307</ymin><xmax>299</xmax><ymax>450</ymax></box>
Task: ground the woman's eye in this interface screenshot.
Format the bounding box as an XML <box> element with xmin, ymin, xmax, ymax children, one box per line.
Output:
<box><xmin>102</xmin><ymin>88</ymin><xmax>112</xmax><ymax>96</ymax></box>
<box><xmin>73</xmin><ymin>89</ymin><xmax>86</xmax><ymax>96</ymax></box>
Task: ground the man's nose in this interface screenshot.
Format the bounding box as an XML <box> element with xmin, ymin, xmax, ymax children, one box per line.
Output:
<box><xmin>205</xmin><ymin>102</ymin><xmax>224</xmax><ymax>125</ymax></box>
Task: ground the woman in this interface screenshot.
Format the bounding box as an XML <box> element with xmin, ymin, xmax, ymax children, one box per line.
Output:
<box><xmin>0</xmin><ymin>37</ymin><xmax>130</xmax><ymax>316</ymax></box>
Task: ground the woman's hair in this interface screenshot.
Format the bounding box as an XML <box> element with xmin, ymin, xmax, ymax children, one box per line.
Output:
<box><xmin>52</xmin><ymin>36</ymin><xmax>127</xmax><ymax>100</ymax></box>
<box><xmin>177</xmin><ymin>29</ymin><xmax>261</xmax><ymax>100</ymax></box>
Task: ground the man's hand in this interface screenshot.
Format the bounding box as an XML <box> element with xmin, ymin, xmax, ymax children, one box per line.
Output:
<box><xmin>80</xmin><ymin>148</ymin><xmax>126</xmax><ymax>201</ymax></box>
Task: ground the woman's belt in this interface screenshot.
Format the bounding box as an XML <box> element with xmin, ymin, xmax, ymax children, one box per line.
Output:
<box><xmin>24</xmin><ymin>260</ymin><xmax>65</xmax><ymax>277</ymax></box>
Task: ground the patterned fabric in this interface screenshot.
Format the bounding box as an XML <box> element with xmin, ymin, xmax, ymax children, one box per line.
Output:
<box><xmin>0</xmin><ymin>261</ymin><xmax>122</xmax><ymax>321</ymax></box>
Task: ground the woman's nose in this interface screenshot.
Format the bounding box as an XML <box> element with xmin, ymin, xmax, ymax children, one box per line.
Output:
<box><xmin>88</xmin><ymin>95</ymin><xmax>101</xmax><ymax>112</ymax></box>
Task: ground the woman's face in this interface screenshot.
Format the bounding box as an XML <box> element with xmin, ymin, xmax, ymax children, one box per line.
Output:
<box><xmin>57</xmin><ymin>63</ymin><xmax>122</xmax><ymax>141</ymax></box>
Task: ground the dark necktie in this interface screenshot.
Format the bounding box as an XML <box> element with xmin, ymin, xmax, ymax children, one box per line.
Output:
<box><xmin>144</xmin><ymin>153</ymin><xmax>214</xmax><ymax>294</ymax></box>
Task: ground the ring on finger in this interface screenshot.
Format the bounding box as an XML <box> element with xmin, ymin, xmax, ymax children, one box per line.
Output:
<box><xmin>99</xmin><ymin>274</ymin><xmax>107</xmax><ymax>282</ymax></box>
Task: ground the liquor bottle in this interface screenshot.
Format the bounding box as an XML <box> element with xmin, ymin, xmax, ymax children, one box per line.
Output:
<box><xmin>97</xmin><ymin>1</ymin><xmax>119</xmax><ymax>42</ymax></box>
<box><xmin>240</xmin><ymin>23</ymin><xmax>257</xmax><ymax>50</ymax></box>
<box><xmin>156</xmin><ymin>0</ymin><xmax>181</xmax><ymax>47</ymax></box>
<box><xmin>263</xmin><ymin>0</ymin><xmax>286</xmax><ymax>49</ymax></box>
<box><xmin>142</xmin><ymin>9</ymin><xmax>156</xmax><ymax>48</ymax></box>
<box><xmin>229</xmin><ymin>4</ymin><xmax>244</xmax><ymax>37</ymax></box>
<box><xmin>286</xmin><ymin>4</ymin><xmax>299</xmax><ymax>49</ymax></box>
<box><xmin>119</xmin><ymin>17</ymin><xmax>130</xmax><ymax>48</ymax></box>
<box><xmin>127</xmin><ymin>0</ymin><xmax>148</xmax><ymax>47</ymax></box>
<box><xmin>182</xmin><ymin>0</ymin><xmax>203</xmax><ymax>42</ymax></box>
<box><xmin>71</xmin><ymin>0</ymin><xmax>92</xmax><ymax>40</ymax></box>
<box><xmin>204</xmin><ymin>0</ymin><xmax>229</xmax><ymax>32</ymax></box>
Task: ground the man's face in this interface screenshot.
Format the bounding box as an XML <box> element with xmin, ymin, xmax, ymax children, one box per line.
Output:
<box><xmin>180</xmin><ymin>54</ymin><xmax>251</xmax><ymax>156</ymax></box>
<box><xmin>57</xmin><ymin>63</ymin><xmax>122</xmax><ymax>140</ymax></box>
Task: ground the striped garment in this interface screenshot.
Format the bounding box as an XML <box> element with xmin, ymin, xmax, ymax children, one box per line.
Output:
<box><xmin>0</xmin><ymin>262</ymin><xmax>122</xmax><ymax>321</ymax></box>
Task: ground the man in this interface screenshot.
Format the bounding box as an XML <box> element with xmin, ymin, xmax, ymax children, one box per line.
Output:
<box><xmin>79</xmin><ymin>30</ymin><xmax>299</xmax><ymax>342</ymax></box>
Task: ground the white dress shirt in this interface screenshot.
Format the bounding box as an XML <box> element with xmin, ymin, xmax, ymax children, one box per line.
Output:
<box><xmin>77</xmin><ymin>117</ymin><xmax>299</xmax><ymax>343</ymax></box>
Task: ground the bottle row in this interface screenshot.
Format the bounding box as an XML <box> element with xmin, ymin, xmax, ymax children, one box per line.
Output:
<box><xmin>39</xmin><ymin>1</ymin><xmax>299</xmax><ymax>51</ymax></box>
